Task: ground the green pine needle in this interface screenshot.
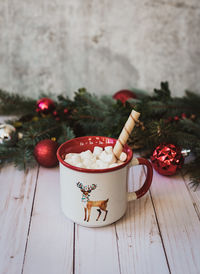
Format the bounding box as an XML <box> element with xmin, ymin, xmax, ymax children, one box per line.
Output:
<box><xmin>0</xmin><ymin>82</ymin><xmax>199</xmax><ymax>189</ymax></box>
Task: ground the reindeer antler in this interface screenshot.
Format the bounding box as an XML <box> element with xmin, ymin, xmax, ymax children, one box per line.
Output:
<box><xmin>77</xmin><ymin>182</ymin><xmax>97</xmax><ymax>191</ymax></box>
<box><xmin>77</xmin><ymin>182</ymin><xmax>84</xmax><ymax>190</ymax></box>
<box><xmin>88</xmin><ymin>184</ymin><xmax>97</xmax><ymax>191</ymax></box>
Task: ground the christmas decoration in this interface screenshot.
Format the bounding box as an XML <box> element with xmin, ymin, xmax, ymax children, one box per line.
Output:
<box><xmin>0</xmin><ymin>124</ymin><xmax>17</xmax><ymax>145</ymax></box>
<box><xmin>34</xmin><ymin>139</ymin><xmax>59</xmax><ymax>168</ymax></box>
<box><xmin>181</xmin><ymin>148</ymin><xmax>191</xmax><ymax>157</ymax></box>
<box><xmin>36</xmin><ymin>98</ymin><xmax>55</xmax><ymax>114</ymax></box>
<box><xmin>113</xmin><ymin>89</ymin><xmax>137</xmax><ymax>104</ymax></box>
<box><xmin>174</xmin><ymin>116</ymin><xmax>179</xmax><ymax>122</ymax></box>
<box><xmin>0</xmin><ymin>82</ymin><xmax>199</xmax><ymax>188</ymax></box>
<box><xmin>166</xmin><ymin>113</ymin><xmax>197</xmax><ymax>124</ymax></box>
<box><xmin>53</xmin><ymin>110</ymin><xmax>58</xmax><ymax>117</ymax></box>
<box><xmin>150</xmin><ymin>143</ymin><xmax>184</xmax><ymax>176</ymax></box>
<box><xmin>63</xmin><ymin>108</ymin><xmax>69</xmax><ymax>114</ymax></box>
<box><xmin>181</xmin><ymin>113</ymin><xmax>187</xmax><ymax>119</ymax></box>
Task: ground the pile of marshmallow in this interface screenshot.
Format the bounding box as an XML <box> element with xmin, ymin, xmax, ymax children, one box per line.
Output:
<box><xmin>64</xmin><ymin>146</ymin><xmax>127</xmax><ymax>169</ymax></box>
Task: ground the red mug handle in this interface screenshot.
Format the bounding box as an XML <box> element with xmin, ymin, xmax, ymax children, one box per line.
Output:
<box><xmin>127</xmin><ymin>157</ymin><xmax>153</xmax><ymax>201</ymax></box>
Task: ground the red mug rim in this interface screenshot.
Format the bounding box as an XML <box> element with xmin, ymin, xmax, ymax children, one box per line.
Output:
<box><xmin>57</xmin><ymin>136</ymin><xmax>133</xmax><ymax>173</ymax></box>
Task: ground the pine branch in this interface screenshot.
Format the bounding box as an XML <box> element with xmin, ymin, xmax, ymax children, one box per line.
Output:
<box><xmin>0</xmin><ymin>82</ymin><xmax>199</xmax><ymax>189</ymax></box>
<box><xmin>0</xmin><ymin>89</ymin><xmax>36</xmax><ymax>115</ymax></box>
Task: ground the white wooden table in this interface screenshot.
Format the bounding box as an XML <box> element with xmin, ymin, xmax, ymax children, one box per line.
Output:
<box><xmin>1</xmin><ymin>121</ymin><xmax>200</xmax><ymax>274</ymax></box>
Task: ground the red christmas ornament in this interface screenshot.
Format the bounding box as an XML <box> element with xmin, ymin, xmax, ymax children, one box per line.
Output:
<box><xmin>150</xmin><ymin>143</ymin><xmax>184</xmax><ymax>176</ymax></box>
<box><xmin>181</xmin><ymin>113</ymin><xmax>187</xmax><ymax>119</ymax></box>
<box><xmin>63</xmin><ymin>108</ymin><xmax>69</xmax><ymax>114</ymax></box>
<box><xmin>34</xmin><ymin>139</ymin><xmax>59</xmax><ymax>167</ymax></box>
<box><xmin>167</xmin><ymin>117</ymin><xmax>173</xmax><ymax>123</ymax></box>
<box><xmin>36</xmin><ymin>98</ymin><xmax>55</xmax><ymax>114</ymax></box>
<box><xmin>174</xmin><ymin>116</ymin><xmax>179</xmax><ymax>122</ymax></box>
<box><xmin>113</xmin><ymin>89</ymin><xmax>137</xmax><ymax>104</ymax></box>
<box><xmin>53</xmin><ymin>110</ymin><xmax>58</xmax><ymax>116</ymax></box>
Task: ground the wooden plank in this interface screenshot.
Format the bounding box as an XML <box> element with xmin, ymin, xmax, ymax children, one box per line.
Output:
<box><xmin>150</xmin><ymin>171</ymin><xmax>200</xmax><ymax>274</ymax></box>
<box><xmin>0</xmin><ymin>165</ymin><xmax>38</xmax><ymax>274</ymax></box>
<box><xmin>23</xmin><ymin>167</ymin><xmax>74</xmax><ymax>274</ymax></box>
<box><xmin>115</xmin><ymin>164</ymin><xmax>169</xmax><ymax>274</ymax></box>
<box><xmin>75</xmin><ymin>223</ymin><xmax>120</xmax><ymax>274</ymax></box>
<box><xmin>182</xmin><ymin>175</ymin><xmax>200</xmax><ymax>220</ymax></box>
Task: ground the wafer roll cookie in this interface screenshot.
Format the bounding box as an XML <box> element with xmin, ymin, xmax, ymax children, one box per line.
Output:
<box><xmin>113</xmin><ymin>109</ymin><xmax>140</xmax><ymax>159</ymax></box>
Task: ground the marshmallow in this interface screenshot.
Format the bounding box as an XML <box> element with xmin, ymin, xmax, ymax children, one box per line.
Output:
<box><xmin>65</xmin><ymin>158</ymin><xmax>73</xmax><ymax>165</ymax></box>
<box><xmin>99</xmin><ymin>151</ymin><xmax>107</xmax><ymax>161</ymax></box>
<box><xmin>96</xmin><ymin>159</ymin><xmax>109</xmax><ymax>169</ymax></box>
<box><xmin>76</xmin><ymin>162</ymin><xmax>85</xmax><ymax>168</ymax></box>
<box><xmin>93</xmin><ymin>146</ymin><xmax>103</xmax><ymax>156</ymax></box>
<box><xmin>65</xmin><ymin>153</ymin><xmax>75</xmax><ymax>160</ymax></box>
<box><xmin>104</xmin><ymin>146</ymin><xmax>113</xmax><ymax>154</ymax></box>
<box><xmin>71</xmin><ymin>154</ymin><xmax>81</xmax><ymax>163</ymax></box>
<box><xmin>90</xmin><ymin>162</ymin><xmax>100</xmax><ymax>169</ymax></box>
<box><xmin>65</xmin><ymin>158</ymin><xmax>76</xmax><ymax>165</ymax></box>
<box><xmin>99</xmin><ymin>151</ymin><xmax>116</xmax><ymax>164</ymax></box>
<box><xmin>82</xmin><ymin>158</ymin><xmax>94</xmax><ymax>168</ymax></box>
<box><xmin>119</xmin><ymin>152</ymin><xmax>127</xmax><ymax>162</ymax></box>
<box><xmin>65</xmin><ymin>153</ymin><xmax>82</xmax><ymax>164</ymax></box>
<box><xmin>80</xmin><ymin>150</ymin><xmax>93</xmax><ymax>159</ymax></box>
<box><xmin>65</xmin><ymin>147</ymin><xmax>127</xmax><ymax>169</ymax></box>
<box><xmin>105</xmin><ymin>153</ymin><xmax>116</xmax><ymax>164</ymax></box>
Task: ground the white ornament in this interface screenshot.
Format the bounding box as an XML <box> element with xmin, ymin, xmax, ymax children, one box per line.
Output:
<box><xmin>0</xmin><ymin>124</ymin><xmax>16</xmax><ymax>144</ymax></box>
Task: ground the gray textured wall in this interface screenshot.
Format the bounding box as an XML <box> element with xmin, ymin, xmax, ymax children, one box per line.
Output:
<box><xmin>0</xmin><ymin>0</ymin><xmax>200</xmax><ymax>98</ymax></box>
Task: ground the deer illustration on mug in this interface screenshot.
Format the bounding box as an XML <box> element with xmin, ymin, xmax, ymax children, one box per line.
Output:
<box><xmin>76</xmin><ymin>182</ymin><xmax>109</xmax><ymax>222</ymax></box>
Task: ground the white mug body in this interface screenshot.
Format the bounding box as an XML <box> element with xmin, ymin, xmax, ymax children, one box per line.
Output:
<box><xmin>59</xmin><ymin>161</ymin><xmax>129</xmax><ymax>227</ymax></box>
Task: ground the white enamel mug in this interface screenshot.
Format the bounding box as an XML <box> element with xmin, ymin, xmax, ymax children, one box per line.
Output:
<box><xmin>57</xmin><ymin>136</ymin><xmax>153</xmax><ymax>227</ymax></box>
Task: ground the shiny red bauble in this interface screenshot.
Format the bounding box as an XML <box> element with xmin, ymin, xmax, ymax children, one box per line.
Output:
<box><xmin>113</xmin><ymin>89</ymin><xmax>137</xmax><ymax>104</ymax></box>
<box><xmin>63</xmin><ymin>108</ymin><xmax>69</xmax><ymax>114</ymax></box>
<box><xmin>150</xmin><ymin>143</ymin><xmax>184</xmax><ymax>176</ymax></box>
<box><xmin>36</xmin><ymin>98</ymin><xmax>55</xmax><ymax>114</ymax></box>
<box><xmin>34</xmin><ymin>139</ymin><xmax>59</xmax><ymax>167</ymax></box>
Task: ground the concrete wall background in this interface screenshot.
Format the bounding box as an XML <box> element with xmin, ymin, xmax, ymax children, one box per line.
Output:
<box><xmin>0</xmin><ymin>0</ymin><xmax>200</xmax><ymax>98</ymax></box>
